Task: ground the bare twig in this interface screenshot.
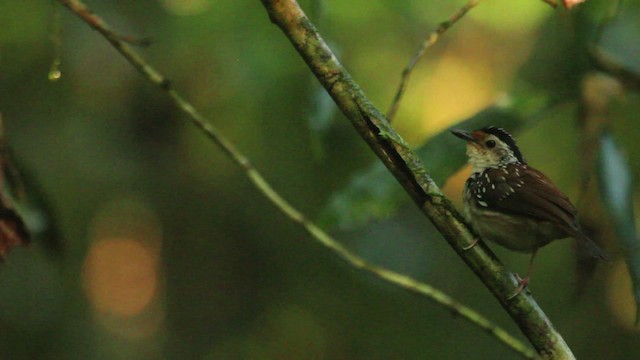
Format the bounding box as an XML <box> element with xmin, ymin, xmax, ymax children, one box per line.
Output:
<box><xmin>55</xmin><ymin>0</ymin><xmax>536</xmax><ymax>358</ymax></box>
<box><xmin>386</xmin><ymin>0</ymin><xmax>480</xmax><ymax>122</ymax></box>
<box><xmin>541</xmin><ymin>0</ymin><xmax>559</xmax><ymax>8</ymax></box>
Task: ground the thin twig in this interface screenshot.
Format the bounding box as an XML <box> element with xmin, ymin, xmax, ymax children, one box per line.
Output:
<box><xmin>55</xmin><ymin>0</ymin><xmax>536</xmax><ymax>358</ymax></box>
<box><xmin>541</xmin><ymin>0</ymin><xmax>559</xmax><ymax>8</ymax></box>
<box><xmin>116</xmin><ymin>34</ymin><xmax>153</xmax><ymax>47</ymax></box>
<box><xmin>386</xmin><ymin>0</ymin><xmax>480</xmax><ymax>122</ymax></box>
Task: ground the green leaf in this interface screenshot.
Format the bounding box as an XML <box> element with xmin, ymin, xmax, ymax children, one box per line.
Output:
<box><xmin>597</xmin><ymin>132</ymin><xmax>640</xmax><ymax>325</ymax></box>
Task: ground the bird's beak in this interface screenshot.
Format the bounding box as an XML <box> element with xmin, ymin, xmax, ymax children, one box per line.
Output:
<box><xmin>451</xmin><ymin>129</ymin><xmax>477</xmax><ymax>143</ymax></box>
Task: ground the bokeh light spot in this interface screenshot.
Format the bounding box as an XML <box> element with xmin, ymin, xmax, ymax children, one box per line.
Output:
<box><xmin>442</xmin><ymin>164</ymin><xmax>472</xmax><ymax>205</ymax></box>
<box><xmin>83</xmin><ymin>238</ymin><xmax>158</xmax><ymax>317</ymax></box>
<box><xmin>606</xmin><ymin>259</ymin><xmax>640</xmax><ymax>330</ymax></box>
<box><xmin>417</xmin><ymin>55</ymin><xmax>496</xmax><ymax>138</ymax></box>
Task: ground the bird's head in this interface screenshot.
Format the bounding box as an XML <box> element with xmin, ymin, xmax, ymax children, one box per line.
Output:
<box><xmin>451</xmin><ymin>126</ymin><xmax>525</xmax><ymax>173</ymax></box>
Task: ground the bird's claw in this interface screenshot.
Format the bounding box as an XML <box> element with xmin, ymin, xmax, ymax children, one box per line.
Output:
<box><xmin>508</xmin><ymin>273</ymin><xmax>530</xmax><ymax>300</ymax></box>
<box><xmin>462</xmin><ymin>237</ymin><xmax>480</xmax><ymax>251</ymax></box>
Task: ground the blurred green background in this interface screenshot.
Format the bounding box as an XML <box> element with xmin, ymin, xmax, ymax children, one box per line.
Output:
<box><xmin>0</xmin><ymin>0</ymin><xmax>639</xmax><ymax>359</ymax></box>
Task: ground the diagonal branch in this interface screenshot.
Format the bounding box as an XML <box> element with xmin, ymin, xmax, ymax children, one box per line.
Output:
<box><xmin>55</xmin><ymin>0</ymin><xmax>535</xmax><ymax>358</ymax></box>
<box><xmin>260</xmin><ymin>0</ymin><xmax>573</xmax><ymax>358</ymax></box>
<box><xmin>386</xmin><ymin>0</ymin><xmax>480</xmax><ymax>122</ymax></box>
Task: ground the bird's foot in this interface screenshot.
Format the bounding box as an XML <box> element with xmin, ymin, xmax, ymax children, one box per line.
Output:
<box><xmin>462</xmin><ymin>237</ymin><xmax>480</xmax><ymax>251</ymax></box>
<box><xmin>507</xmin><ymin>273</ymin><xmax>529</xmax><ymax>300</ymax></box>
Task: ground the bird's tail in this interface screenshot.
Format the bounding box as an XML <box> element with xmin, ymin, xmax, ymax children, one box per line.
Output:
<box><xmin>573</xmin><ymin>230</ymin><xmax>609</xmax><ymax>261</ymax></box>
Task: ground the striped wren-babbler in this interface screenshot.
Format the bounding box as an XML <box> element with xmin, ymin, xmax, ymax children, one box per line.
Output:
<box><xmin>451</xmin><ymin>126</ymin><xmax>607</xmax><ymax>297</ymax></box>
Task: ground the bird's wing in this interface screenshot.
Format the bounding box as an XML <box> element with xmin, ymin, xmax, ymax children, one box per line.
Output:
<box><xmin>472</xmin><ymin>164</ymin><xmax>575</xmax><ymax>223</ymax></box>
<box><xmin>474</xmin><ymin>164</ymin><xmax>607</xmax><ymax>260</ymax></box>
<box><xmin>488</xmin><ymin>165</ymin><xmax>575</xmax><ymax>222</ymax></box>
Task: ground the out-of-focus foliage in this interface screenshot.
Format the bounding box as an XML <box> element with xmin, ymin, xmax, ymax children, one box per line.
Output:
<box><xmin>598</xmin><ymin>133</ymin><xmax>640</xmax><ymax>324</ymax></box>
<box><xmin>0</xmin><ymin>0</ymin><xmax>639</xmax><ymax>359</ymax></box>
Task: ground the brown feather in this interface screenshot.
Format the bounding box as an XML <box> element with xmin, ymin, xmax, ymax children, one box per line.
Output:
<box><xmin>476</xmin><ymin>164</ymin><xmax>607</xmax><ymax>260</ymax></box>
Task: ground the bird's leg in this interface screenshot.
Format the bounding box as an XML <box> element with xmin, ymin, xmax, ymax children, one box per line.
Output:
<box><xmin>462</xmin><ymin>237</ymin><xmax>480</xmax><ymax>251</ymax></box>
<box><xmin>508</xmin><ymin>249</ymin><xmax>538</xmax><ymax>300</ymax></box>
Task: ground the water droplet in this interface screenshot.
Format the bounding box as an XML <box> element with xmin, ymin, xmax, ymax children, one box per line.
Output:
<box><xmin>48</xmin><ymin>68</ymin><xmax>62</xmax><ymax>82</ymax></box>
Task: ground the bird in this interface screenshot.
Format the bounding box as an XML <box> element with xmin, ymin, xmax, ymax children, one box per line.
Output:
<box><xmin>451</xmin><ymin>126</ymin><xmax>607</xmax><ymax>298</ymax></box>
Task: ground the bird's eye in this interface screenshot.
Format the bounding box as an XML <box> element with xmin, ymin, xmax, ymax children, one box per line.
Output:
<box><xmin>485</xmin><ymin>140</ymin><xmax>496</xmax><ymax>148</ymax></box>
